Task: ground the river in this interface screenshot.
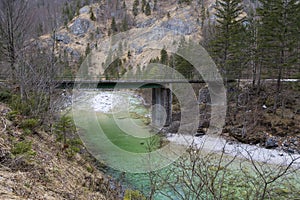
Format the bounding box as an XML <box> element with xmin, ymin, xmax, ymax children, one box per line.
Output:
<box><xmin>71</xmin><ymin>90</ymin><xmax>300</xmax><ymax>199</ymax></box>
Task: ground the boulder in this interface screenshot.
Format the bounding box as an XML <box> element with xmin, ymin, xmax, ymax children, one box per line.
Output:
<box><xmin>79</xmin><ymin>6</ymin><xmax>90</xmax><ymax>14</ymax></box>
<box><xmin>265</xmin><ymin>137</ymin><xmax>278</xmax><ymax>149</ymax></box>
<box><xmin>167</xmin><ymin>121</ymin><xmax>180</xmax><ymax>133</ymax></box>
<box><xmin>70</xmin><ymin>18</ymin><xmax>92</xmax><ymax>36</ymax></box>
<box><xmin>55</xmin><ymin>33</ymin><xmax>71</xmax><ymax>44</ymax></box>
<box><xmin>66</xmin><ymin>47</ymin><xmax>81</xmax><ymax>59</ymax></box>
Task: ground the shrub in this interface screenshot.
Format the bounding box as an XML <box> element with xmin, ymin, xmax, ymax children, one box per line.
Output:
<box><xmin>20</xmin><ymin>118</ymin><xmax>39</xmax><ymax>130</ymax></box>
<box><xmin>7</xmin><ymin>110</ymin><xmax>20</xmax><ymax>121</ymax></box>
<box><xmin>0</xmin><ymin>89</ymin><xmax>12</xmax><ymax>102</ymax></box>
<box><xmin>124</xmin><ymin>189</ymin><xmax>146</xmax><ymax>200</ymax></box>
<box><xmin>11</xmin><ymin>141</ymin><xmax>36</xmax><ymax>157</ymax></box>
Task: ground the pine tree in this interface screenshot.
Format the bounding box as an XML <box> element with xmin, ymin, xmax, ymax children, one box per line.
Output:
<box><xmin>111</xmin><ymin>17</ymin><xmax>118</xmax><ymax>33</ymax></box>
<box><xmin>160</xmin><ymin>49</ymin><xmax>168</xmax><ymax>65</ymax></box>
<box><xmin>141</xmin><ymin>0</ymin><xmax>146</xmax><ymax>13</ymax></box>
<box><xmin>121</xmin><ymin>16</ymin><xmax>129</xmax><ymax>32</ymax></box>
<box><xmin>133</xmin><ymin>0</ymin><xmax>139</xmax><ymax>16</ymax></box>
<box><xmin>145</xmin><ymin>2</ymin><xmax>151</xmax><ymax>16</ymax></box>
<box><xmin>174</xmin><ymin>38</ymin><xmax>194</xmax><ymax>79</ymax></box>
<box><xmin>208</xmin><ymin>0</ymin><xmax>246</xmax><ymax>80</ymax></box>
<box><xmin>85</xmin><ymin>43</ymin><xmax>91</xmax><ymax>57</ymax></box>
<box><xmin>90</xmin><ymin>8</ymin><xmax>96</xmax><ymax>21</ymax></box>
<box><xmin>257</xmin><ymin>0</ymin><xmax>300</xmax><ymax>110</ymax></box>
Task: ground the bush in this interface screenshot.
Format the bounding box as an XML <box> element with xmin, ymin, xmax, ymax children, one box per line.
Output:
<box><xmin>124</xmin><ymin>189</ymin><xmax>146</xmax><ymax>200</ymax></box>
<box><xmin>64</xmin><ymin>138</ymin><xmax>83</xmax><ymax>159</ymax></box>
<box><xmin>11</xmin><ymin>140</ymin><xmax>36</xmax><ymax>157</ymax></box>
<box><xmin>0</xmin><ymin>89</ymin><xmax>12</xmax><ymax>102</ymax></box>
<box><xmin>7</xmin><ymin>110</ymin><xmax>20</xmax><ymax>121</ymax></box>
<box><xmin>20</xmin><ymin>118</ymin><xmax>39</xmax><ymax>130</ymax></box>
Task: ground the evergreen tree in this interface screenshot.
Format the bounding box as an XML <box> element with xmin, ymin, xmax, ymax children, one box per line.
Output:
<box><xmin>160</xmin><ymin>49</ymin><xmax>168</xmax><ymax>65</ymax></box>
<box><xmin>133</xmin><ymin>0</ymin><xmax>139</xmax><ymax>16</ymax></box>
<box><xmin>90</xmin><ymin>8</ymin><xmax>96</xmax><ymax>21</ymax></box>
<box><xmin>257</xmin><ymin>0</ymin><xmax>300</xmax><ymax>110</ymax></box>
<box><xmin>145</xmin><ymin>2</ymin><xmax>151</xmax><ymax>16</ymax></box>
<box><xmin>85</xmin><ymin>43</ymin><xmax>91</xmax><ymax>57</ymax></box>
<box><xmin>208</xmin><ymin>0</ymin><xmax>246</xmax><ymax>80</ymax></box>
<box><xmin>174</xmin><ymin>38</ymin><xmax>194</xmax><ymax>79</ymax></box>
<box><xmin>121</xmin><ymin>16</ymin><xmax>129</xmax><ymax>32</ymax></box>
<box><xmin>141</xmin><ymin>0</ymin><xmax>146</xmax><ymax>13</ymax></box>
<box><xmin>111</xmin><ymin>17</ymin><xmax>118</xmax><ymax>33</ymax></box>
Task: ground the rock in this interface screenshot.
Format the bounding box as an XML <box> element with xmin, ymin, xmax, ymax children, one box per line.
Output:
<box><xmin>55</xmin><ymin>33</ymin><xmax>70</xmax><ymax>44</ymax></box>
<box><xmin>286</xmin><ymin>148</ymin><xmax>295</xmax><ymax>154</ymax></box>
<box><xmin>198</xmin><ymin>87</ymin><xmax>210</xmax><ymax>104</ymax></box>
<box><xmin>66</xmin><ymin>47</ymin><xmax>81</xmax><ymax>59</ymax></box>
<box><xmin>79</xmin><ymin>6</ymin><xmax>90</xmax><ymax>14</ymax></box>
<box><xmin>265</xmin><ymin>137</ymin><xmax>278</xmax><ymax>149</ymax></box>
<box><xmin>70</xmin><ymin>18</ymin><xmax>92</xmax><ymax>36</ymax></box>
<box><xmin>136</xmin><ymin>18</ymin><xmax>156</xmax><ymax>28</ymax></box>
<box><xmin>230</xmin><ymin>128</ymin><xmax>243</xmax><ymax>138</ymax></box>
<box><xmin>238</xmin><ymin>93</ymin><xmax>248</xmax><ymax>106</ymax></box>
<box><xmin>199</xmin><ymin>121</ymin><xmax>209</xmax><ymax>129</ymax></box>
<box><xmin>167</xmin><ymin>121</ymin><xmax>180</xmax><ymax>133</ymax></box>
<box><xmin>172</xmin><ymin>112</ymin><xmax>181</xmax><ymax>121</ymax></box>
<box><xmin>194</xmin><ymin>132</ymin><xmax>205</xmax><ymax>137</ymax></box>
<box><xmin>160</xmin><ymin>17</ymin><xmax>197</xmax><ymax>35</ymax></box>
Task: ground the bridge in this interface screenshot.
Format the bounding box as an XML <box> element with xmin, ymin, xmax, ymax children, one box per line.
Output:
<box><xmin>1</xmin><ymin>74</ymin><xmax>299</xmax><ymax>128</ymax></box>
<box><xmin>56</xmin><ymin>77</ymin><xmax>299</xmax><ymax>128</ymax></box>
<box><xmin>55</xmin><ymin>79</ymin><xmax>211</xmax><ymax>89</ymax></box>
<box><xmin>57</xmin><ymin>79</ymin><xmax>210</xmax><ymax>127</ymax></box>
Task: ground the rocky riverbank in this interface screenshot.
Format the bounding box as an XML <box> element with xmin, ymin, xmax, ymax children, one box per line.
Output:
<box><xmin>162</xmin><ymin>82</ymin><xmax>300</xmax><ymax>158</ymax></box>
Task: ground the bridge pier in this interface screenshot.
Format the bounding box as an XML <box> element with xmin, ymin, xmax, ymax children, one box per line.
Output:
<box><xmin>151</xmin><ymin>87</ymin><xmax>172</xmax><ymax>127</ymax></box>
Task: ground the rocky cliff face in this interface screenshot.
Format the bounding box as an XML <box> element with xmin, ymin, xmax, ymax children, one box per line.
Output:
<box><xmin>39</xmin><ymin>0</ymin><xmax>218</xmax><ymax>76</ymax></box>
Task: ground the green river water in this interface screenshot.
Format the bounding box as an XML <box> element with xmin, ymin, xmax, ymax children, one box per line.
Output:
<box><xmin>71</xmin><ymin>90</ymin><xmax>300</xmax><ymax>200</ymax></box>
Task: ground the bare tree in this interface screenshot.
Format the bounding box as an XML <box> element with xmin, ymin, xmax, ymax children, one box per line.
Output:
<box><xmin>0</xmin><ymin>0</ymin><xmax>31</xmax><ymax>79</ymax></box>
<box><xmin>144</xmin><ymin>140</ymin><xmax>299</xmax><ymax>200</ymax></box>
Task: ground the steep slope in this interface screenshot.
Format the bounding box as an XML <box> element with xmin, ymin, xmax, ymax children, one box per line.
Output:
<box><xmin>0</xmin><ymin>103</ymin><xmax>119</xmax><ymax>200</ymax></box>
<box><xmin>39</xmin><ymin>0</ymin><xmax>215</xmax><ymax>76</ymax></box>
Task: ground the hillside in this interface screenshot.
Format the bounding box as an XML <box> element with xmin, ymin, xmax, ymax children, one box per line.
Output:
<box><xmin>0</xmin><ymin>103</ymin><xmax>120</xmax><ymax>200</ymax></box>
<box><xmin>39</xmin><ymin>0</ymin><xmax>214</xmax><ymax>76</ymax></box>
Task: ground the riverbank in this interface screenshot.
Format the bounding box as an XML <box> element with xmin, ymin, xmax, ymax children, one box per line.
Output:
<box><xmin>166</xmin><ymin>133</ymin><xmax>300</xmax><ymax>168</ymax></box>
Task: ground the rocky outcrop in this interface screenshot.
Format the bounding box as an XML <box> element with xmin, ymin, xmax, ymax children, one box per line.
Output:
<box><xmin>160</xmin><ymin>17</ymin><xmax>197</xmax><ymax>35</ymax></box>
<box><xmin>55</xmin><ymin>33</ymin><xmax>71</xmax><ymax>44</ymax></box>
<box><xmin>70</xmin><ymin>18</ymin><xmax>93</xmax><ymax>36</ymax></box>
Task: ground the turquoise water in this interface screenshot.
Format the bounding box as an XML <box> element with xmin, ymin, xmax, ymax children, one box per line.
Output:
<box><xmin>72</xmin><ymin>90</ymin><xmax>300</xmax><ymax>199</ymax></box>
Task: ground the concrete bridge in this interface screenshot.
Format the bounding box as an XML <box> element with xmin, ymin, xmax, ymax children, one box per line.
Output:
<box><xmin>55</xmin><ymin>78</ymin><xmax>300</xmax><ymax>128</ymax></box>
<box><xmin>56</xmin><ymin>79</ymin><xmax>210</xmax><ymax>127</ymax></box>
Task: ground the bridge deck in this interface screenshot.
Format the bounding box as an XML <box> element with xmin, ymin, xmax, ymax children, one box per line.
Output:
<box><xmin>56</xmin><ymin>79</ymin><xmax>207</xmax><ymax>89</ymax></box>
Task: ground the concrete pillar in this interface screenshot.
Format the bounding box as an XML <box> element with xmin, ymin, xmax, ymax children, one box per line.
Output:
<box><xmin>152</xmin><ymin>88</ymin><xmax>172</xmax><ymax>127</ymax></box>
